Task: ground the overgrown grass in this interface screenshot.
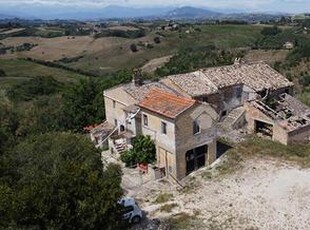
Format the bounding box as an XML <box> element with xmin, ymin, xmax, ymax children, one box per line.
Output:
<box><xmin>159</xmin><ymin>203</ymin><xmax>179</xmax><ymax>213</ymax></box>
<box><xmin>169</xmin><ymin>212</ymin><xmax>204</xmax><ymax>230</ymax></box>
<box><xmin>153</xmin><ymin>192</ymin><xmax>173</xmax><ymax>204</ymax></box>
<box><xmin>216</xmin><ymin>136</ymin><xmax>310</xmax><ymax>176</ymax></box>
<box><xmin>298</xmin><ymin>89</ymin><xmax>310</xmax><ymax>106</ymax></box>
<box><xmin>235</xmin><ymin>137</ymin><xmax>310</xmax><ymax>166</ymax></box>
<box><xmin>180</xmin><ymin>176</ymin><xmax>201</xmax><ymax>194</ymax></box>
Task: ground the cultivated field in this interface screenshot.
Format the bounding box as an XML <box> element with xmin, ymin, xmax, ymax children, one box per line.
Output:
<box><xmin>0</xmin><ymin>36</ymin><xmax>128</xmax><ymax>61</ymax></box>
<box><xmin>1</xmin><ymin>24</ymin><xmax>264</xmax><ymax>75</ymax></box>
<box><xmin>0</xmin><ymin>28</ymin><xmax>26</xmax><ymax>35</ymax></box>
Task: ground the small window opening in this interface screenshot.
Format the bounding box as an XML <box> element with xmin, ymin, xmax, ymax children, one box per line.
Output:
<box><xmin>161</xmin><ymin>121</ymin><xmax>167</xmax><ymax>134</ymax></box>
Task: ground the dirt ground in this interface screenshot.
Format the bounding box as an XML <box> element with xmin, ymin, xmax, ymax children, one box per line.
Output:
<box><xmin>0</xmin><ymin>36</ymin><xmax>127</xmax><ymax>61</ymax></box>
<box><xmin>124</xmin><ymin>155</ymin><xmax>310</xmax><ymax>229</ymax></box>
<box><xmin>141</xmin><ymin>55</ymin><xmax>172</xmax><ymax>73</ymax></box>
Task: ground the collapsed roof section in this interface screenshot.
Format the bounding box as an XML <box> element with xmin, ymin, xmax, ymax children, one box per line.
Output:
<box><xmin>251</xmin><ymin>93</ymin><xmax>310</xmax><ymax>132</ymax></box>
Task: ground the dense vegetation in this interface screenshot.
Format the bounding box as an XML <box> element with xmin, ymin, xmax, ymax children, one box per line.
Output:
<box><xmin>155</xmin><ymin>46</ymin><xmax>245</xmax><ymax>77</ymax></box>
<box><xmin>0</xmin><ymin>133</ymin><xmax>124</xmax><ymax>229</ymax></box>
<box><xmin>0</xmin><ymin>69</ymin><xmax>133</xmax><ymax>228</ymax></box>
<box><xmin>120</xmin><ymin>135</ymin><xmax>156</xmax><ymax>167</ymax></box>
<box><xmin>94</xmin><ymin>28</ymin><xmax>146</xmax><ymax>39</ymax></box>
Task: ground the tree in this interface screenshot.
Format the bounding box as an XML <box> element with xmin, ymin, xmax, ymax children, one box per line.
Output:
<box><xmin>8</xmin><ymin>76</ymin><xmax>64</xmax><ymax>102</ymax></box>
<box><xmin>0</xmin><ymin>69</ymin><xmax>6</xmax><ymax>77</ymax></box>
<box><xmin>261</xmin><ymin>26</ymin><xmax>282</xmax><ymax>36</ymax></box>
<box><xmin>130</xmin><ymin>43</ymin><xmax>138</xmax><ymax>52</ymax></box>
<box><xmin>63</xmin><ymin>79</ymin><xmax>105</xmax><ymax>131</ymax></box>
<box><xmin>121</xmin><ymin>135</ymin><xmax>156</xmax><ymax>167</ymax></box>
<box><xmin>0</xmin><ymin>93</ymin><xmax>18</xmax><ymax>154</ymax></box>
<box><xmin>0</xmin><ymin>132</ymin><xmax>124</xmax><ymax>229</ymax></box>
<box><xmin>154</xmin><ymin>36</ymin><xmax>161</xmax><ymax>44</ymax></box>
<box><xmin>16</xmin><ymin>94</ymin><xmax>66</xmax><ymax>137</ymax></box>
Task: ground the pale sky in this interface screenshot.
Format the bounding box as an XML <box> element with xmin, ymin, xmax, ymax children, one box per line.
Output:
<box><xmin>0</xmin><ymin>0</ymin><xmax>309</xmax><ymax>13</ymax></box>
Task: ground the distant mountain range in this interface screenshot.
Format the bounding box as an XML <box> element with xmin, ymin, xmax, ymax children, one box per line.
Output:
<box><xmin>167</xmin><ymin>6</ymin><xmax>221</xmax><ymax>19</ymax></box>
<box><xmin>0</xmin><ymin>14</ymin><xmax>17</xmax><ymax>20</ymax></box>
<box><xmin>0</xmin><ymin>5</ymin><xmax>289</xmax><ymax>21</ymax></box>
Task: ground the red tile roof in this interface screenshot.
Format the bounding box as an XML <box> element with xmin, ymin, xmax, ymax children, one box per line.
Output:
<box><xmin>138</xmin><ymin>88</ymin><xmax>196</xmax><ymax>119</ymax></box>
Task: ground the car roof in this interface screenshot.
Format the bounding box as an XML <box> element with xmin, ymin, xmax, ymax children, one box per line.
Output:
<box><xmin>119</xmin><ymin>197</ymin><xmax>136</xmax><ymax>207</ymax></box>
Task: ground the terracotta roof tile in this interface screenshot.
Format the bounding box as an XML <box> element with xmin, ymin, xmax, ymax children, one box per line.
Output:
<box><xmin>138</xmin><ymin>88</ymin><xmax>196</xmax><ymax>119</ymax></box>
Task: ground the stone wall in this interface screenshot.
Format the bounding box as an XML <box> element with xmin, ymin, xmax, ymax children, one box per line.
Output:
<box><xmin>272</xmin><ymin>123</ymin><xmax>288</xmax><ymax>145</ymax></box>
<box><xmin>244</xmin><ymin>102</ymin><xmax>275</xmax><ymax>133</ymax></box>
<box><xmin>104</xmin><ymin>87</ymin><xmax>136</xmax><ymax>133</ymax></box>
<box><xmin>287</xmin><ymin>124</ymin><xmax>310</xmax><ymax>144</ymax></box>
<box><xmin>175</xmin><ymin>103</ymin><xmax>218</xmax><ymax>179</ymax></box>
<box><xmin>140</xmin><ymin>103</ymin><xmax>218</xmax><ymax>180</ymax></box>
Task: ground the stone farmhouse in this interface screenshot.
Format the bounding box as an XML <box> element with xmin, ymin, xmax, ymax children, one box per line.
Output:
<box><xmin>100</xmin><ymin>62</ymin><xmax>310</xmax><ymax>180</ymax></box>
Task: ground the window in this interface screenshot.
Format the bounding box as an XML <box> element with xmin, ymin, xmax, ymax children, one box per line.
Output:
<box><xmin>113</xmin><ymin>100</ymin><xmax>116</xmax><ymax>108</ymax></box>
<box><xmin>114</xmin><ymin>119</ymin><xmax>118</xmax><ymax>126</ymax></box>
<box><xmin>122</xmin><ymin>205</ymin><xmax>134</xmax><ymax>215</ymax></box>
<box><xmin>143</xmin><ymin>114</ymin><xmax>148</xmax><ymax>126</ymax></box>
<box><xmin>236</xmin><ymin>87</ymin><xmax>242</xmax><ymax>98</ymax></box>
<box><xmin>193</xmin><ymin>120</ymin><xmax>200</xmax><ymax>135</ymax></box>
<box><xmin>161</xmin><ymin>121</ymin><xmax>167</xmax><ymax>134</ymax></box>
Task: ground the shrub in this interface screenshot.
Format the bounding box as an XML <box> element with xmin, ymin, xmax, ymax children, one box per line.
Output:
<box><xmin>154</xmin><ymin>36</ymin><xmax>161</xmax><ymax>44</ymax></box>
<box><xmin>261</xmin><ymin>26</ymin><xmax>282</xmax><ymax>36</ymax></box>
<box><xmin>130</xmin><ymin>43</ymin><xmax>138</xmax><ymax>52</ymax></box>
<box><xmin>120</xmin><ymin>135</ymin><xmax>156</xmax><ymax>166</ymax></box>
<box><xmin>0</xmin><ymin>69</ymin><xmax>6</xmax><ymax>77</ymax></box>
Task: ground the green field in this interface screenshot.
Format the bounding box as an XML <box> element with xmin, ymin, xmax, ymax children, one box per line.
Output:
<box><xmin>0</xmin><ymin>59</ymin><xmax>88</xmax><ymax>89</ymax></box>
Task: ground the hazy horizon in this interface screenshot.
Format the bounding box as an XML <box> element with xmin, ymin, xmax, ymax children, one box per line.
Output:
<box><xmin>0</xmin><ymin>0</ymin><xmax>309</xmax><ymax>14</ymax></box>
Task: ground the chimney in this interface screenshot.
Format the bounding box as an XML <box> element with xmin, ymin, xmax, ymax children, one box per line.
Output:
<box><xmin>132</xmin><ymin>68</ymin><xmax>143</xmax><ymax>86</ymax></box>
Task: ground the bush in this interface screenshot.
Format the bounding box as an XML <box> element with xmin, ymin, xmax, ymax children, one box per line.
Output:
<box><xmin>0</xmin><ymin>69</ymin><xmax>6</xmax><ymax>77</ymax></box>
<box><xmin>261</xmin><ymin>26</ymin><xmax>282</xmax><ymax>36</ymax></box>
<box><xmin>130</xmin><ymin>43</ymin><xmax>138</xmax><ymax>52</ymax></box>
<box><xmin>154</xmin><ymin>36</ymin><xmax>161</xmax><ymax>44</ymax></box>
<box><xmin>120</xmin><ymin>135</ymin><xmax>156</xmax><ymax>167</ymax></box>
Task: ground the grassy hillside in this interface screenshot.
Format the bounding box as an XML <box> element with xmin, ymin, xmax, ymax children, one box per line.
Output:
<box><xmin>0</xmin><ymin>24</ymin><xmax>264</xmax><ymax>76</ymax></box>
<box><xmin>66</xmin><ymin>24</ymin><xmax>264</xmax><ymax>75</ymax></box>
<box><xmin>0</xmin><ymin>59</ymin><xmax>87</xmax><ymax>89</ymax></box>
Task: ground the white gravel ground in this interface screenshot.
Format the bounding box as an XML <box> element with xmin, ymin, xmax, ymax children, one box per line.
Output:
<box><xmin>126</xmin><ymin>156</ymin><xmax>310</xmax><ymax>229</ymax></box>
